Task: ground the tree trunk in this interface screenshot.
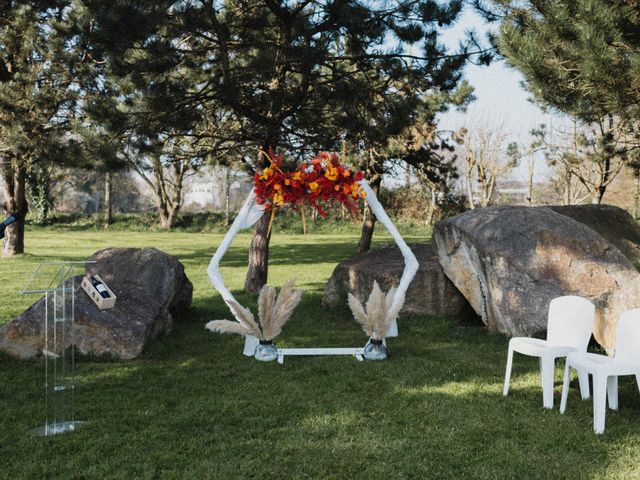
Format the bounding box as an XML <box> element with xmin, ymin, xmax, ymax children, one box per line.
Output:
<box><xmin>563</xmin><ymin>167</ymin><xmax>571</xmax><ymax>205</ymax></box>
<box><xmin>244</xmin><ymin>140</ymin><xmax>278</xmax><ymax>293</ymax></box>
<box><xmin>104</xmin><ymin>171</ymin><xmax>113</xmax><ymax>227</ymax></box>
<box><xmin>160</xmin><ymin>207</ymin><xmax>178</xmax><ymax>229</ymax></box>
<box><xmin>527</xmin><ymin>156</ymin><xmax>534</xmax><ymax>206</ymax></box>
<box><xmin>405</xmin><ymin>163</ymin><xmax>411</xmax><ymax>189</ymax></box>
<box><xmin>244</xmin><ymin>210</ymin><xmax>272</xmax><ymax>293</ymax></box>
<box><xmin>224</xmin><ymin>166</ymin><xmax>231</xmax><ymax>226</ymax></box>
<box><xmin>425</xmin><ymin>187</ymin><xmax>436</xmax><ymax>226</ymax></box>
<box><xmin>157</xmin><ymin>197</ymin><xmax>179</xmax><ymax>229</ymax></box>
<box><xmin>2</xmin><ymin>160</ymin><xmax>27</xmax><ymax>256</ymax></box>
<box><xmin>465</xmin><ymin>164</ymin><xmax>475</xmax><ymax>210</ymax></box>
<box><xmin>356</xmin><ymin>175</ymin><xmax>382</xmax><ymax>255</ymax></box>
<box><xmin>634</xmin><ymin>170</ymin><xmax>640</xmax><ymax>220</ymax></box>
<box><xmin>593</xmin><ymin>186</ymin><xmax>606</xmax><ymax>205</ymax></box>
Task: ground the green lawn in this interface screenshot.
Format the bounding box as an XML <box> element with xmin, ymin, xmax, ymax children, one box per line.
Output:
<box><xmin>1</xmin><ymin>227</ymin><xmax>640</xmax><ymax>479</ymax></box>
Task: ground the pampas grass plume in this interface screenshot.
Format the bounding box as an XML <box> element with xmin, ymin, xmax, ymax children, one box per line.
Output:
<box><xmin>205</xmin><ymin>280</ymin><xmax>303</xmax><ymax>342</ymax></box>
<box><xmin>348</xmin><ymin>280</ymin><xmax>399</xmax><ymax>340</ymax></box>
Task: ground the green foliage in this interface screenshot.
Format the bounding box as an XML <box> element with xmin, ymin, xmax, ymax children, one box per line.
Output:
<box><xmin>26</xmin><ymin>209</ymin><xmax>433</xmax><ymax>236</ymax></box>
<box><xmin>488</xmin><ymin>0</ymin><xmax>640</xmax><ymax>123</ymax></box>
<box><xmin>84</xmin><ymin>0</ymin><xmax>488</xmax><ymax>160</ymax></box>
<box><xmin>2</xmin><ymin>230</ymin><xmax>640</xmax><ymax>478</ymax></box>
<box><xmin>478</xmin><ymin>0</ymin><xmax>640</xmax><ymax>203</ymax></box>
<box><xmin>25</xmin><ymin>163</ymin><xmax>53</xmax><ymax>225</ymax></box>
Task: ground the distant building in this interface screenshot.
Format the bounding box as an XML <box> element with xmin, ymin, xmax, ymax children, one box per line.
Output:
<box><xmin>183</xmin><ymin>166</ymin><xmax>252</xmax><ymax>212</ymax></box>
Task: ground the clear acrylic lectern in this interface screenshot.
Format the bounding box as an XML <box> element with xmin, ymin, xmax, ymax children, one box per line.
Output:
<box><xmin>21</xmin><ymin>261</ymin><xmax>94</xmax><ymax>436</ymax></box>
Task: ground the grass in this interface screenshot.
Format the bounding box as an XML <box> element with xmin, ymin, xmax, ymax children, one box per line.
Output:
<box><xmin>1</xmin><ymin>226</ymin><xmax>640</xmax><ymax>479</ymax></box>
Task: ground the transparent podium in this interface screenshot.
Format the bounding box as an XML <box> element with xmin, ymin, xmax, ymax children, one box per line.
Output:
<box><xmin>21</xmin><ymin>261</ymin><xmax>93</xmax><ymax>436</ymax></box>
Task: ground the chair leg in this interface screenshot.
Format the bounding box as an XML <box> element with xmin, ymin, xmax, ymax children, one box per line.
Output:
<box><xmin>540</xmin><ymin>355</ymin><xmax>556</xmax><ymax>409</ymax></box>
<box><xmin>636</xmin><ymin>374</ymin><xmax>640</xmax><ymax>395</ymax></box>
<box><xmin>577</xmin><ymin>369</ymin><xmax>590</xmax><ymax>400</ymax></box>
<box><xmin>593</xmin><ymin>374</ymin><xmax>608</xmax><ymax>434</ymax></box>
<box><xmin>503</xmin><ymin>344</ymin><xmax>514</xmax><ymax>396</ymax></box>
<box><xmin>560</xmin><ymin>363</ymin><xmax>572</xmax><ymax>414</ymax></box>
<box><xmin>607</xmin><ymin>376</ymin><xmax>618</xmax><ymax>411</ymax></box>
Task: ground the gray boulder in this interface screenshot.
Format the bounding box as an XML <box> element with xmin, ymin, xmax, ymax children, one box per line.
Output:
<box><xmin>433</xmin><ymin>206</ymin><xmax>640</xmax><ymax>354</ymax></box>
<box><xmin>323</xmin><ymin>244</ymin><xmax>475</xmax><ymax>320</ymax></box>
<box><xmin>0</xmin><ymin>247</ymin><xmax>193</xmax><ymax>360</ymax></box>
<box><xmin>548</xmin><ymin>204</ymin><xmax>640</xmax><ymax>263</ymax></box>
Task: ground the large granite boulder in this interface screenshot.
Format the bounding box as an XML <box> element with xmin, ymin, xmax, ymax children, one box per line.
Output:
<box><xmin>0</xmin><ymin>247</ymin><xmax>193</xmax><ymax>360</ymax></box>
<box><xmin>548</xmin><ymin>204</ymin><xmax>640</xmax><ymax>263</ymax></box>
<box><xmin>433</xmin><ymin>206</ymin><xmax>640</xmax><ymax>354</ymax></box>
<box><xmin>323</xmin><ymin>244</ymin><xmax>476</xmax><ymax>320</ymax></box>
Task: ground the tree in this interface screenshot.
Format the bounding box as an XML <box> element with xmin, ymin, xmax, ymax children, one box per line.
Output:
<box><xmin>83</xmin><ymin>0</ymin><xmax>492</xmax><ymax>291</ymax></box>
<box><xmin>533</xmin><ymin>119</ymin><xmax>628</xmax><ymax>204</ymax></box>
<box><xmin>401</xmin><ymin>146</ymin><xmax>460</xmax><ymax>225</ymax></box>
<box><xmin>80</xmin><ymin>1</ymin><xmax>240</xmax><ymax>229</ymax></box>
<box><xmin>346</xmin><ymin>79</ymin><xmax>475</xmax><ymax>254</ymax></box>
<box><xmin>390</xmin><ymin>97</ymin><xmax>468</xmax><ymax>225</ymax></box>
<box><xmin>457</xmin><ymin>124</ymin><xmax>517</xmax><ymax>208</ymax></box>
<box><xmin>179</xmin><ymin>0</ymin><xmax>491</xmax><ymax>288</ymax></box>
<box><xmin>483</xmin><ymin>0</ymin><xmax>640</xmax><ymax>122</ymax></box>
<box><xmin>132</xmin><ymin>133</ymin><xmax>204</xmax><ymax>229</ymax></box>
<box><xmin>0</xmin><ymin>2</ymin><xmax>89</xmax><ymax>254</ymax></box>
<box><xmin>478</xmin><ymin>0</ymin><xmax>640</xmax><ymax>202</ymax></box>
<box><xmin>506</xmin><ymin>126</ymin><xmax>547</xmax><ymax>206</ymax></box>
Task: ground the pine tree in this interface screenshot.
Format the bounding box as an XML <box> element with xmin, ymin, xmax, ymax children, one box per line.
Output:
<box><xmin>479</xmin><ymin>0</ymin><xmax>640</xmax><ymax>203</ymax></box>
<box><xmin>81</xmin><ymin>1</ymin><xmax>240</xmax><ymax>229</ymax></box>
<box><xmin>0</xmin><ymin>2</ymin><xmax>92</xmax><ymax>254</ymax></box>
<box><xmin>83</xmin><ymin>0</ymin><xmax>491</xmax><ymax>291</ymax></box>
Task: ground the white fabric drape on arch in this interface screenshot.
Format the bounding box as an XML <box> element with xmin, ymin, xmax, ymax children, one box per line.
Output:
<box><xmin>207</xmin><ymin>180</ymin><xmax>419</xmax><ymax>356</ymax></box>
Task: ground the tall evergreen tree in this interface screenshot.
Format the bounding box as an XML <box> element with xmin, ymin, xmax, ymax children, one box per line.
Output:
<box><xmin>478</xmin><ymin>0</ymin><xmax>640</xmax><ymax>202</ymax></box>
<box><xmin>83</xmin><ymin>0</ymin><xmax>491</xmax><ymax>291</ymax></box>
<box><xmin>0</xmin><ymin>2</ymin><xmax>89</xmax><ymax>254</ymax></box>
<box><xmin>82</xmin><ymin>1</ymin><xmax>239</xmax><ymax>228</ymax></box>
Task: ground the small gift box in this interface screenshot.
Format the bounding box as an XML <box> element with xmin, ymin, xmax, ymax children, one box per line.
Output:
<box><xmin>81</xmin><ymin>274</ymin><xmax>117</xmax><ymax>309</ymax></box>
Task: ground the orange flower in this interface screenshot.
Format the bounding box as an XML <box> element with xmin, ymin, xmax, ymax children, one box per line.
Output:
<box><xmin>309</xmin><ymin>181</ymin><xmax>320</xmax><ymax>193</ymax></box>
<box><xmin>273</xmin><ymin>183</ymin><xmax>282</xmax><ymax>191</ymax></box>
<box><xmin>292</xmin><ymin>172</ymin><xmax>302</xmax><ymax>181</ymax></box>
<box><xmin>285</xmin><ymin>179</ymin><xmax>291</xmax><ymax>186</ymax></box>
<box><xmin>325</xmin><ymin>166</ymin><xmax>338</xmax><ymax>181</ymax></box>
<box><xmin>260</xmin><ymin>167</ymin><xmax>273</xmax><ymax>180</ymax></box>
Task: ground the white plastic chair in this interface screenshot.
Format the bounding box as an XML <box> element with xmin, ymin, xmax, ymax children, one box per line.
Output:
<box><xmin>503</xmin><ymin>296</ymin><xmax>595</xmax><ymax>409</ymax></box>
<box><xmin>560</xmin><ymin>308</ymin><xmax>640</xmax><ymax>434</ymax></box>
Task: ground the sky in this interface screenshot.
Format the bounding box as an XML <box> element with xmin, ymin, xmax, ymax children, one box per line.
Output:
<box><xmin>436</xmin><ymin>7</ymin><xmax>567</xmax><ymax>182</ymax></box>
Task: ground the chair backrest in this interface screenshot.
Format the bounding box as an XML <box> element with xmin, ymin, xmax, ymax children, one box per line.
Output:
<box><xmin>614</xmin><ymin>309</ymin><xmax>640</xmax><ymax>362</ymax></box>
<box><xmin>546</xmin><ymin>296</ymin><xmax>595</xmax><ymax>349</ymax></box>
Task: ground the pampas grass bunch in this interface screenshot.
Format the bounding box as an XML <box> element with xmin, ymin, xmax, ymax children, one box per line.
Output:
<box><xmin>206</xmin><ymin>279</ymin><xmax>303</xmax><ymax>341</ymax></box>
<box><xmin>348</xmin><ymin>281</ymin><xmax>402</xmax><ymax>340</ymax></box>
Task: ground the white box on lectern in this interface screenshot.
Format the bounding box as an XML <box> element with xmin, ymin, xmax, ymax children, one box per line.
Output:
<box><xmin>81</xmin><ymin>274</ymin><xmax>116</xmax><ymax>309</ymax></box>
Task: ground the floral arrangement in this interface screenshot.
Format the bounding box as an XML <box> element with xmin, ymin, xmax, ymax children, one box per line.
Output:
<box><xmin>253</xmin><ymin>150</ymin><xmax>366</xmax><ymax>217</ymax></box>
